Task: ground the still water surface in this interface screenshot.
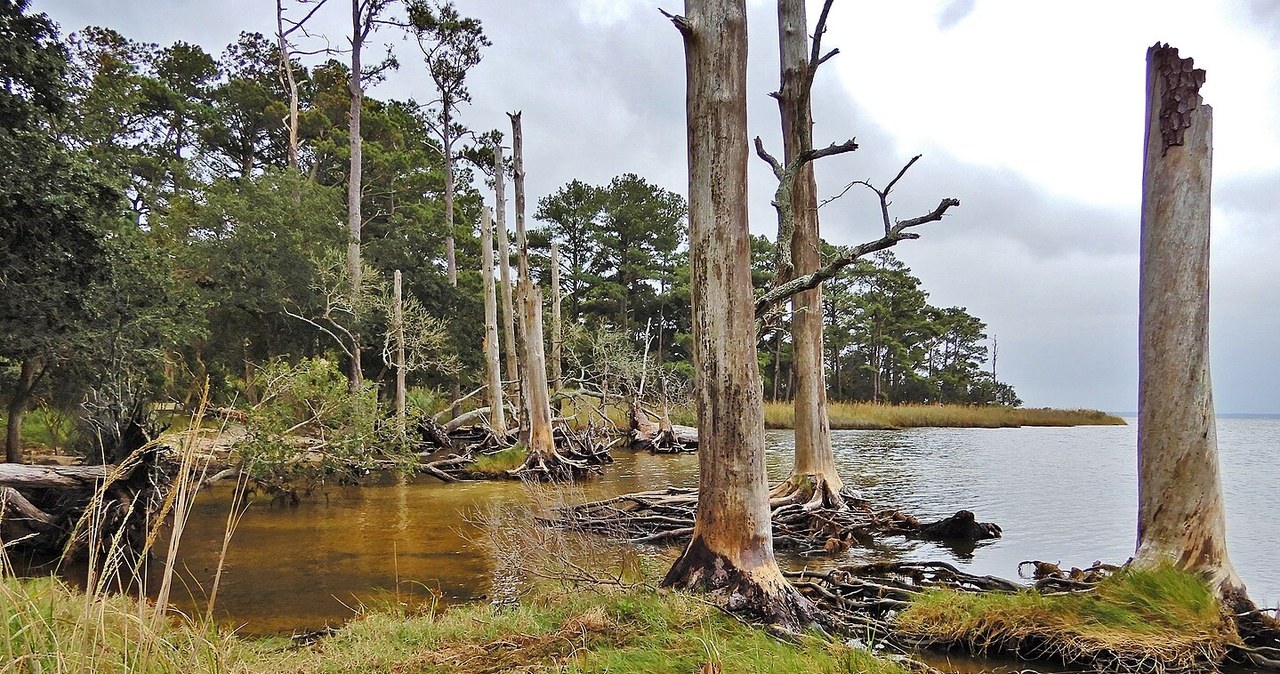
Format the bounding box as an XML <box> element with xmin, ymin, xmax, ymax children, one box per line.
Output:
<box><xmin>167</xmin><ymin>417</ymin><xmax>1278</xmax><ymax>635</ymax></box>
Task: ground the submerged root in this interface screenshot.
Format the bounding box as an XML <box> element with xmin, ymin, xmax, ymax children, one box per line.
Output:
<box><xmin>549</xmin><ymin>483</ymin><xmax>999</xmax><ymax>554</ymax></box>
<box><xmin>797</xmin><ymin>560</ymin><xmax>1241</xmax><ymax>674</ymax></box>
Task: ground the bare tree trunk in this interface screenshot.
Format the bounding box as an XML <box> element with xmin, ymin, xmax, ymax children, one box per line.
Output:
<box><xmin>393</xmin><ymin>270</ymin><xmax>406</xmax><ymax>440</ymax></box>
<box><xmin>493</xmin><ymin>141</ymin><xmax>519</xmax><ymax>396</ymax></box>
<box><xmin>550</xmin><ymin>242</ymin><xmax>563</xmax><ymax>393</ymax></box>
<box><xmin>519</xmin><ymin>283</ymin><xmax>554</xmax><ymax>458</ymax></box>
<box><xmin>481</xmin><ymin>206</ymin><xmax>507</xmax><ymax>436</ymax></box>
<box><xmin>509</xmin><ymin>112</ymin><xmax>532</xmax><ymax>442</ymax></box>
<box><xmin>1135</xmin><ymin>43</ymin><xmax>1242</xmax><ymax>595</ymax></box>
<box><xmin>443</xmin><ymin>111</ymin><xmax>457</xmax><ymax>287</ymax></box>
<box><xmin>659</xmin><ymin>0</ymin><xmax>812</xmax><ymax>629</ymax></box>
<box><xmin>508</xmin><ymin>112</ymin><xmax>529</xmax><ymax>284</ymax></box>
<box><xmin>275</xmin><ymin>0</ymin><xmax>301</xmax><ymax>172</ymax></box>
<box><xmin>772</xmin><ymin>0</ymin><xmax>843</xmax><ymax>507</ymax></box>
<box><xmin>5</xmin><ymin>358</ymin><xmax>42</xmax><ymax>464</ymax></box>
<box><xmin>346</xmin><ymin>0</ymin><xmax>364</xmax><ymax>389</ymax></box>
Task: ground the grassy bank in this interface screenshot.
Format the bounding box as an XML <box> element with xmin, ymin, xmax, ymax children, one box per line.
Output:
<box><xmin>0</xmin><ymin>574</ymin><xmax>912</xmax><ymax>674</ymax></box>
<box><xmin>756</xmin><ymin>402</ymin><xmax>1126</xmax><ymax>430</ymax></box>
<box><xmin>895</xmin><ymin>565</ymin><xmax>1234</xmax><ymax>671</ymax></box>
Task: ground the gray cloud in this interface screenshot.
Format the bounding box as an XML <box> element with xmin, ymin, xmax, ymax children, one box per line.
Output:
<box><xmin>34</xmin><ymin>0</ymin><xmax>1280</xmax><ymax>412</ymax></box>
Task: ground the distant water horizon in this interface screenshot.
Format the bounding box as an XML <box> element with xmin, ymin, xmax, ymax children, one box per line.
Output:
<box><xmin>1108</xmin><ymin>411</ymin><xmax>1280</xmax><ymax>419</ymax></box>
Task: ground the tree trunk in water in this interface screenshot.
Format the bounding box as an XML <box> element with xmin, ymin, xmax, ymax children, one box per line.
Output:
<box><xmin>774</xmin><ymin>0</ymin><xmax>842</xmax><ymax>507</ymax></box>
<box><xmin>550</xmin><ymin>243</ymin><xmax>563</xmax><ymax>393</ymax></box>
<box><xmin>393</xmin><ymin>270</ymin><xmax>406</xmax><ymax>441</ymax></box>
<box><xmin>346</xmin><ymin>0</ymin><xmax>364</xmax><ymax>390</ymax></box>
<box><xmin>1135</xmin><ymin>43</ymin><xmax>1241</xmax><ymax>595</ymax></box>
<box><xmin>519</xmin><ymin>283</ymin><xmax>555</xmax><ymax>459</ymax></box>
<box><xmin>660</xmin><ymin>0</ymin><xmax>813</xmax><ymax>629</ymax></box>
<box><xmin>481</xmin><ymin>206</ymin><xmax>507</xmax><ymax>436</ymax></box>
<box><xmin>493</xmin><ymin>141</ymin><xmax>519</xmax><ymax>401</ymax></box>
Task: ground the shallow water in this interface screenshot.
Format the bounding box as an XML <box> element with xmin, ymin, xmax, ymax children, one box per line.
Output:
<box><xmin>142</xmin><ymin>417</ymin><xmax>1279</xmax><ymax>635</ymax></box>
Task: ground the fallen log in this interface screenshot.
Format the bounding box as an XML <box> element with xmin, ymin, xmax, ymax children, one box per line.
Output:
<box><xmin>629</xmin><ymin>406</ymin><xmax>698</xmax><ymax>452</ymax></box>
<box><xmin>0</xmin><ymin>449</ymin><xmax>169</xmax><ymax>561</ymax></box>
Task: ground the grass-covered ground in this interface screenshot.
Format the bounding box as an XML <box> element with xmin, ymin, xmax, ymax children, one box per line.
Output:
<box><xmin>895</xmin><ymin>565</ymin><xmax>1234</xmax><ymax>671</ymax></box>
<box><xmin>0</xmin><ymin>574</ymin><xmax>912</xmax><ymax>674</ymax></box>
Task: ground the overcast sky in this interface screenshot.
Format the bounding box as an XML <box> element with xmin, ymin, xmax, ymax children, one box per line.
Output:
<box><xmin>38</xmin><ymin>0</ymin><xmax>1280</xmax><ymax>413</ymax></box>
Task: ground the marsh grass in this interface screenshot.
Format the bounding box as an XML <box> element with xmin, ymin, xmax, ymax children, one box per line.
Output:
<box><xmin>760</xmin><ymin>402</ymin><xmax>1125</xmax><ymax>430</ymax></box>
<box><xmin>895</xmin><ymin>565</ymin><xmax>1234</xmax><ymax>671</ymax></box>
<box><xmin>467</xmin><ymin>445</ymin><xmax>527</xmax><ymax>476</ymax></box>
<box><xmin>259</xmin><ymin>586</ymin><xmax>910</xmax><ymax>674</ymax></box>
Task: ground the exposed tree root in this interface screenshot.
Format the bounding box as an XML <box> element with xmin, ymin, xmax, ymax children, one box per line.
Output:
<box><xmin>421</xmin><ymin>425</ymin><xmax>616</xmax><ymax>483</ymax></box>
<box><xmin>661</xmin><ymin>535</ymin><xmax>819</xmax><ymax>632</ymax></box>
<box><xmin>768</xmin><ymin>473</ymin><xmax>849</xmax><ymax>512</ymax></box>
<box><xmin>794</xmin><ymin>560</ymin><xmax>1280</xmax><ymax>674</ymax></box>
<box><xmin>550</xmin><ymin>485</ymin><xmax>1000</xmax><ymax>553</ymax></box>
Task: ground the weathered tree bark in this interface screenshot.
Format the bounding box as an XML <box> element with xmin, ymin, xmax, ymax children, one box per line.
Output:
<box><xmin>481</xmin><ymin>206</ymin><xmax>507</xmax><ymax>436</ymax></box>
<box><xmin>393</xmin><ymin>269</ymin><xmax>406</xmax><ymax>440</ymax></box>
<box><xmin>345</xmin><ymin>0</ymin><xmax>367</xmax><ymax>389</ymax></box>
<box><xmin>512</xmin><ymin>283</ymin><xmax>561</xmax><ymax>473</ymax></box>
<box><xmin>659</xmin><ymin>1</ymin><xmax>813</xmax><ymax>629</ymax></box>
<box><xmin>4</xmin><ymin>357</ymin><xmax>44</xmax><ymax>464</ymax></box>
<box><xmin>550</xmin><ymin>243</ymin><xmax>563</xmax><ymax>393</ymax></box>
<box><xmin>772</xmin><ymin>0</ymin><xmax>843</xmax><ymax>508</ymax></box>
<box><xmin>443</xmin><ymin>109</ymin><xmax>458</xmax><ymax>287</ymax></box>
<box><xmin>1135</xmin><ymin>43</ymin><xmax>1242</xmax><ymax>595</ymax></box>
<box><xmin>275</xmin><ymin>0</ymin><xmax>303</xmax><ymax>172</ymax></box>
<box><xmin>492</xmin><ymin>140</ymin><xmax>519</xmax><ymax>398</ymax></box>
<box><xmin>509</xmin><ymin>112</ymin><xmax>531</xmax><ymax>440</ymax></box>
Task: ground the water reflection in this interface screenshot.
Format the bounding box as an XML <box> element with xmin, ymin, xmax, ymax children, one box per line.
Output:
<box><xmin>152</xmin><ymin>418</ymin><xmax>1278</xmax><ymax>634</ymax></box>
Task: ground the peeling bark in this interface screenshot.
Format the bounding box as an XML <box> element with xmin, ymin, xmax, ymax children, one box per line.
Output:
<box><xmin>659</xmin><ymin>0</ymin><xmax>813</xmax><ymax>629</ymax></box>
<box><xmin>1135</xmin><ymin>43</ymin><xmax>1241</xmax><ymax>594</ymax></box>
<box><xmin>481</xmin><ymin>206</ymin><xmax>507</xmax><ymax>436</ymax></box>
<box><xmin>773</xmin><ymin>0</ymin><xmax>843</xmax><ymax>506</ymax></box>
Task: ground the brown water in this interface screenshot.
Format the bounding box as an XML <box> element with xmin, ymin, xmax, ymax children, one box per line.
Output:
<box><xmin>153</xmin><ymin>420</ymin><xmax>1279</xmax><ymax>636</ymax></box>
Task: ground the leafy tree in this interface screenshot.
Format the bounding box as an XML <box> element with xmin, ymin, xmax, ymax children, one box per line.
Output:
<box><xmin>407</xmin><ymin>0</ymin><xmax>490</xmax><ymax>288</ymax></box>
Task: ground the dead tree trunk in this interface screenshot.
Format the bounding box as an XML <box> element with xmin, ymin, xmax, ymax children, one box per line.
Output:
<box><xmin>481</xmin><ymin>206</ymin><xmax>507</xmax><ymax>436</ymax></box>
<box><xmin>509</xmin><ymin>112</ymin><xmax>531</xmax><ymax>441</ymax></box>
<box><xmin>345</xmin><ymin>0</ymin><xmax>367</xmax><ymax>390</ymax></box>
<box><xmin>1135</xmin><ymin>43</ymin><xmax>1241</xmax><ymax>595</ymax></box>
<box><xmin>443</xmin><ymin>110</ymin><xmax>458</xmax><ymax>287</ymax></box>
<box><xmin>772</xmin><ymin>0</ymin><xmax>844</xmax><ymax>508</ymax></box>
<box><xmin>659</xmin><ymin>1</ymin><xmax>814</xmax><ymax>630</ymax></box>
<box><xmin>550</xmin><ymin>243</ymin><xmax>564</xmax><ymax>393</ymax></box>
<box><xmin>512</xmin><ymin>283</ymin><xmax>564</xmax><ymax>476</ymax></box>
<box><xmin>492</xmin><ymin>140</ymin><xmax>519</xmax><ymax>402</ymax></box>
<box><xmin>393</xmin><ymin>269</ymin><xmax>406</xmax><ymax>440</ymax></box>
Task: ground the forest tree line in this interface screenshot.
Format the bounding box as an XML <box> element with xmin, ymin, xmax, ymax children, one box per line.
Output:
<box><xmin>0</xmin><ymin>0</ymin><xmax>1016</xmax><ymax>464</ymax></box>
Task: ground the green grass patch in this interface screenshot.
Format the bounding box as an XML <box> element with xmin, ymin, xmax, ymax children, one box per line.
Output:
<box><xmin>0</xmin><ymin>575</ymin><xmax>246</xmax><ymax>674</ymax></box>
<box><xmin>1</xmin><ymin>574</ymin><xmax>910</xmax><ymax>674</ymax></box>
<box><xmin>263</xmin><ymin>586</ymin><xmax>910</xmax><ymax>674</ymax></box>
<box><xmin>896</xmin><ymin>565</ymin><xmax>1233</xmax><ymax>669</ymax></box>
<box><xmin>468</xmin><ymin>444</ymin><xmax>527</xmax><ymax>476</ymax></box>
<box><xmin>761</xmin><ymin>402</ymin><xmax>1125</xmax><ymax>430</ymax></box>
